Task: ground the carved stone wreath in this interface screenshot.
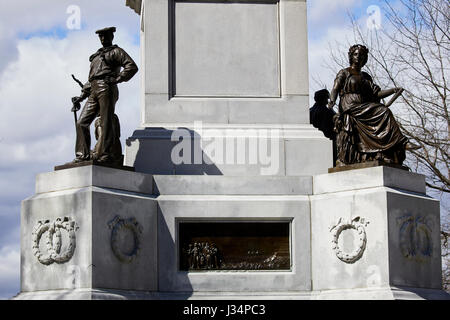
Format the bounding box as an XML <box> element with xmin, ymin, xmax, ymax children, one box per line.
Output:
<box><xmin>397</xmin><ymin>214</ymin><xmax>433</xmax><ymax>262</ymax></box>
<box><xmin>108</xmin><ymin>216</ymin><xmax>143</xmax><ymax>264</ymax></box>
<box><xmin>32</xmin><ymin>217</ymin><xmax>79</xmax><ymax>265</ymax></box>
<box><xmin>330</xmin><ymin>216</ymin><xmax>369</xmax><ymax>264</ymax></box>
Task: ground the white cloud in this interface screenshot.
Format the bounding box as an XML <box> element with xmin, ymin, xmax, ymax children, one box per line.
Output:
<box><xmin>308</xmin><ymin>25</ymin><xmax>357</xmax><ymax>105</ymax></box>
<box><xmin>0</xmin><ymin>245</ymin><xmax>20</xmax><ymax>299</ymax></box>
<box><xmin>306</xmin><ymin>0</ymin><xmax>370</xmax><ymax>105</ymax></box>
<box><xmin>0</xmin><ymin>0</ymin><xmax>139</xmax><ymax>73</ymax></box>
<box><xmin>307</xmin><ymin>5</ymin><xmax>384</xmax><ymax>105</ymax></box>
<box><xmin>0</xmin><ymin>1</ymin><xmax>138</xmax><ymax>33</ymax></box>
<box><xmin>308</xmin><ymin>0</ymin><xmax>362</xmax><ymax>24</ymax></box>
<box><xmin>0</xmin><ymin>205</ymin><xmax>20</xmax><ymax>218</ymax></box>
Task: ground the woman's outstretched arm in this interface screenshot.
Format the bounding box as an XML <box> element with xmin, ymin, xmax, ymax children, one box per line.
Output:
<box><xmin>377</xmin><ymin>87</ymin><xmax>403</xmax><ymax>100</ymax></box>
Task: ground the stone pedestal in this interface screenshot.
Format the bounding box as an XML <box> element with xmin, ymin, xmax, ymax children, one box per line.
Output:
<box><xmin>16</xmin><ymin>166</ymin><xmax>157</xmax><ymax>299</ymax></box>
<box><xmin>15</xmin><ymin>166</ymin><xmax>450</xmax><ymax>299</ymax></box>
<box><xmin>311</xmin><ymin>166</ymin><xmax>446</xmax><ymax>299</ymax></box>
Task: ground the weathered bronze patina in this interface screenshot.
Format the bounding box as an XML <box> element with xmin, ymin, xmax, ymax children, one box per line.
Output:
<box><xmin>328</xmin><ymin>44</ymin><xmax>418</xmax><ymax>168</ymax></box>
<box><xmin>179</xmin><ymin>222</ymin><xmax>290</xmax><ymax>271</ymax></box>
<box><xmin>69</xmin><ymin>27</ymin><xmax>138</xmax><ymax>167</ymax></box>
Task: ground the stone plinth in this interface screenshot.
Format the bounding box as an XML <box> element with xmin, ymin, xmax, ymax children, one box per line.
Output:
<box><xmin>17</xmin><ymin>166</ymin><xmax>157</xmax><ymax>298</ymax></box>
<box><xmin>311</xmin><ymin>166</ymin><xmax>444</xmax><ymax>294</ymax></box>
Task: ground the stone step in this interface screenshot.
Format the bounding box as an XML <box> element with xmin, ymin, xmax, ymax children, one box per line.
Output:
<box><xmin>153</xmin><ymin>175</ymin><xmax>312</xmax><ymax>195</ymax></box>
<box><xmin>36</xmin><ymin>165</ymin><xmax>426</xmax><ymax>196</ymax></box>
<box><xmin>35</xmin><ymin>165</ymin><xmax>154</xmax><ymax>195</ymax></box>
<box><xmin>36</xmin><ymin>165</ymin><xmax>313</xmax><ymax>196</ymax></box>
<box><xmin>314</xmin><ymin>166</ymin><xmax>426</xmax><ymax>195</ymax></box>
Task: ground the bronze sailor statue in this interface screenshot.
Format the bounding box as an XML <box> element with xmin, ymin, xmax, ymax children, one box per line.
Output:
<box><xmin>70</xmin><ymin>27</ymin><xmax>138</xmax><ymax>166</ymax></box>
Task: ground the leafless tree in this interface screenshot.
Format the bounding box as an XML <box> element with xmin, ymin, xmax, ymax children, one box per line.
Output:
<box><xmin>323</xmin><ymin>0</ymin><xmax>449</xmax><ymax>291</ymax></box>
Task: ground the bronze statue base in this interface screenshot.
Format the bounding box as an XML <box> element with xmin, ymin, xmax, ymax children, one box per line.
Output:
<box><xmin>328</xmin><ymin>160</ymin><xmax>409</xmax><ymax>174</ymax></box>
<box><xmin>54</xmin><ymin>159</ymin><xmax>135</xmax><ymax>172</ymax></box>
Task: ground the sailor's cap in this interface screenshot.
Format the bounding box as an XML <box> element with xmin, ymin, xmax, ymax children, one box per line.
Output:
<box><xmin>95</xmin><ymin>27</ymin><xmax>116</xmax><ymax>35</ymax></box>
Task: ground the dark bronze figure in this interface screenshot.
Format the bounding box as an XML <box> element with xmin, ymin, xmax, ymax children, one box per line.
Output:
<box><xmin>184</xmin><ymin>242</ymin><xmax>222</xmax><ymax>270</ymax></box>
<box><xmin>71</xmin><ymin>27</ymin><xmax>138</xmax><ymax>165</ymax></box>
<box><xmin>310</xmin><ymin>89</ymin><xmax>337</xmax><ymax>165</ymax></box>
<box><xmin>310</xmin><ymin>89</ymin><xmax>336</xmax><ymax>140</ymax></box>
<box><xmin>328</xmin><ymin>44</ymin><xmax>419</xmax><ymax>167</ymax></box>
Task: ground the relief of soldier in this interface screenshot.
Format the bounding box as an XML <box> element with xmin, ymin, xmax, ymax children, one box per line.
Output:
<box><xmin>185</xmin><ymin>242</ymin><xmax>221</xmax><ymax>270</ymax></box>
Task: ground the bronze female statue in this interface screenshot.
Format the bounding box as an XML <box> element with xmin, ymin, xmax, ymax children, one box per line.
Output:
<box><xmin>328</xmin><ymin>44</ymin><xmax>418</xmax><ymax>167</ymax></box>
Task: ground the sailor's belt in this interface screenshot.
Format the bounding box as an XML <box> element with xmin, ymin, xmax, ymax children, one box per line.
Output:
<box><xmin>90</xmin><ymin>75</ymin><xmax>117</xmax><ymax>82</ymax></box>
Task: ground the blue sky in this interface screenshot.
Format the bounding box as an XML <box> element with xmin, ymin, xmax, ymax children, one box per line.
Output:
<box><xmin>0</xmin><ymin>0</ymin><xmax>424</xmax><ymax>299</ymax></box>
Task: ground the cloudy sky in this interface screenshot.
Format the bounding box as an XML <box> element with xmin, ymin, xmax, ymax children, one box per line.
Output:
<box><xmin>0</xmin><ymin>0</ymin><xmax>395</xmax><ymax>299</ymax></box>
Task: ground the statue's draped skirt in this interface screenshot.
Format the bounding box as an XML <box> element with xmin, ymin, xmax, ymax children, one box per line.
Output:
<box><xmin>336</xmin><ymin>93</ymin><xmax>408</xmax><ymax>165</ymax></box>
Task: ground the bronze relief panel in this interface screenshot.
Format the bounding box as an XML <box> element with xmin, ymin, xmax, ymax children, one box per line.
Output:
<box><xmin>179</xmin><ymin>222</ymin><xmax>290</xmax><ymax>271</ymax></box>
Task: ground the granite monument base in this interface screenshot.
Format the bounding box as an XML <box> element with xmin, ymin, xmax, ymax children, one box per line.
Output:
<box><xmin>16</xmin><ymin>166</ymin><xmax>157</xmax><ymax>298</ymax></box>
<box><xmin>312</xmin><ymin>166</ymin><xmax>446</xmax><ymax>295</ymax></box>
<box><xmin>14</xmin><ymin>166</ymin><xmax>449</xmax><ymax>300</ymax></box>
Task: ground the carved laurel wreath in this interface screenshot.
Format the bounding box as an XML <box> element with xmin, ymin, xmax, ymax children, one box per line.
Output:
<box><xmin>108</xmin><ymin>216</ymin><xmax>143</xmax><ymax>264</ymax></box>
<box><xmin>32</xmin><ymin>217</ymin><xmax>79</xmax><ymax>265</ymax></box>
<box><xmin>397</xmin><ymin>214</ymin><xmax>433</xmax><ymax>262</ymax></box>
<box><xmin>330</xmin><ymin>216</ymin><xmax>369</xmax><ymax>264</ymax></box>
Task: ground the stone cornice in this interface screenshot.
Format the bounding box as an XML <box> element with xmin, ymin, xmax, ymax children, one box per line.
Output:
<box><xmin>125</xmin><ymin>0</ymin><xmax>142</xmax><ymax>15</ymax></box>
